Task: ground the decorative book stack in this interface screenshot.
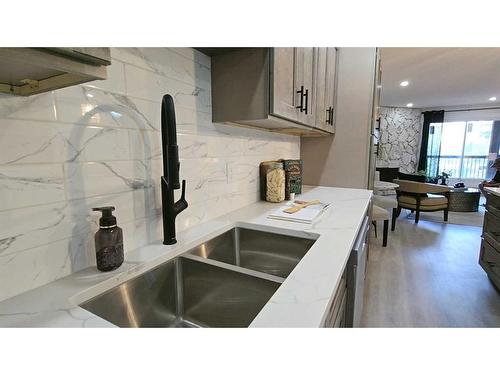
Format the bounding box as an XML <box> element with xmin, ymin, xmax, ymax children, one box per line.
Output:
<box><xmin>260</xmin><ymin>159</ymin><xmax>303</xmax><ymax>202</ymax></box>
<box><xmin>282</xmin><ymin>159</ymin><xmax>303</xmax><ymax>200</ymax></box>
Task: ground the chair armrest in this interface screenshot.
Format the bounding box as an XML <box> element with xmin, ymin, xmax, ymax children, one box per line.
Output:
<box><xmin>422</xmin><ymin>183</ymin><xmax>451</xmax><ymax>194</ymax></box>
<box><xmin>394</xmin><ymin>179</ymin><xmax>451</xmax><ymax>194</ymax></box>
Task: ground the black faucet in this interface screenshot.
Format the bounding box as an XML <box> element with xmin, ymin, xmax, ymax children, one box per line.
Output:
<box><xmin>160</xmin><ymin>94</ymin><xmax>188</xmax><ymax>245</ymax></box>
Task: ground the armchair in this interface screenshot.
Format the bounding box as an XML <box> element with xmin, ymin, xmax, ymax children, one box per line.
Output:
<box><xmin>394</xmin><ymin>180</ymin><xmax>451</xmax><ymax>224</ymax></box>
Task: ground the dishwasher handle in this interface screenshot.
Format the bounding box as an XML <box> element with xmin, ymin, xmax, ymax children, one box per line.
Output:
<box><xmin>353</xmin><ymin>216</ymin><xmax>369</xmax><ymax>253</ymax></box>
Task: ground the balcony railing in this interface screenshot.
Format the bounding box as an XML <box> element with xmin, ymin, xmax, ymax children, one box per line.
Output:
<box><xmin>427</xmin><ymin>155</ymin><xmax>489</xmax><ymax>179</ymax></box>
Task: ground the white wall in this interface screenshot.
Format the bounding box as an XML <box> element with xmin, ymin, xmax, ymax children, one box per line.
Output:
<box><xmin>0</xmin><ymin>48</ymin><xmax>300</xmax><ymax>301</ymax></box>
<box><xmin>301</xmin><ymin>48</ymin><xmax>377</xmax><ymax>189</ymax></box>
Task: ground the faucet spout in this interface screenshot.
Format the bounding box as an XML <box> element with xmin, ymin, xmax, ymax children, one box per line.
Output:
<box><xmin>161</xmin><ymin>94</ymin><xmax>180</xmax><ymax>190</ymax></box>
<box><xmin>161</xmin><ymin>94</ymin><xmax>188</xmax><ymax>245</ymax></box>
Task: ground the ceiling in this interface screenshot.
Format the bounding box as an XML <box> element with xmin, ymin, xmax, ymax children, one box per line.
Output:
<box><xmin>380</xmin><ymin>48</ymin><xmax>500</xmax><ymax>109</ymax></box>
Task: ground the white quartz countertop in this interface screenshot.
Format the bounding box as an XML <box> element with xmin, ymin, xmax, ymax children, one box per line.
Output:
<box><xmin>485</xmin><ymin>186</ymin><xmax>500</xmax><ymax>197</ymax></box>
<box><xmin>0</xmin><ymin>186</ymin><xmax>372</xmax><ymax>328</ymax></box>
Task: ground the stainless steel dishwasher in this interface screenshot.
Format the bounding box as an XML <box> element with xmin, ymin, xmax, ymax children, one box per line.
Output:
<box><xmin>345</xmin><ymin>215</ymin><xmax>370</xmax><ymax>327</ymax></box>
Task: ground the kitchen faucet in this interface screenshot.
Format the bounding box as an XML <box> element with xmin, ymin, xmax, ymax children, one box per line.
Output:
<box><xmin>161</xmin><ymin>94</ymin><xmax>188</xmax><ymax>245</ymax></box>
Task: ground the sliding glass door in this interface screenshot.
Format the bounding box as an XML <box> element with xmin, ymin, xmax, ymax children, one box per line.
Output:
<box><xmin>462</xmin><ymin>121</ymin><xmax>493</xmax><ymax>178</ymax></box>
<box><xmin>427</xmin><ymin>121</ymin><xmax>493</xmax><ymax>179</ymax></box>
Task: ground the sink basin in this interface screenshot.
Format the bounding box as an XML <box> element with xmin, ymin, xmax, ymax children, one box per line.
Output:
<box><xmin>187</xmin><ymin>227</ymin><xmax>316</xmax><ymax>278</ymax></box>
<box><xmin>79</xmin><ymin>226</ymin><xmax>316</xmax><ymax>327</ymax></box>
<box><xmin>79</xmin><ymin>255</ymin><xmax>281</xmax><ymax>327</ymax></box>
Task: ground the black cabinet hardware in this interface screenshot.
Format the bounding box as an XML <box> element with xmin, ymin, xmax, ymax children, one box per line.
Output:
<box><xmin>326</xmin><ymin>106</ymin><xmax>334</xmax><ymax>125</ymax></box>
<box><xmin>296</xmin><ymin>85</ymin><xmax>309</xmax><ymax>114</ymax></box>
<box><xmin>303</xmin><ymin>88</ymin><xmax>309</xmax><ymax>114</ymax></box>
<box><xmin>296</xmin><ymin>85</ymin><xmax>305</xmax><ymax>112</ymax></box>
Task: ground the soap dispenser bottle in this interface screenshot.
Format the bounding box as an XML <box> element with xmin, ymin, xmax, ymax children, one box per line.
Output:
<box><xmin>92</xmin><ymin>206</ymin><xmax>124</xmax><ymax>272</ymax></box>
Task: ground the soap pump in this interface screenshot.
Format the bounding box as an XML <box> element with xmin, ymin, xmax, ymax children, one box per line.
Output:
<box><xmin>92</xmin><ymin>206</ymin><xmax>124</xmax><ymax>272</ymax></box>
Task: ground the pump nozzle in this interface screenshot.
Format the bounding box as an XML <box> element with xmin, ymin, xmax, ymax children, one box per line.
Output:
<box><xmin>92</xmin><ymin>206</ymin><xmax>117</xmax><ymax>227</ymax></box>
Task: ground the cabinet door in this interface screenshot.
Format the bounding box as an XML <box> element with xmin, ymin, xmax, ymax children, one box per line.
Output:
<box><xmin>322</xmin><ymin>273</ymin><xmax>347</xmax><ymax>328</ymax></box>
<box><xmin>270</xmin><ymin>48</ymin><xmax>299</xmax><ymax>122</ymax></box>
<box><xmin>315</xmin><ymin>47</ymin><xmax>329</xmax><ymax>129</ymax></box>
<box><xmin>314</xmin><ymin>47</ymin><xmax>337</xmax><ymax>133</ymax></box>
<box><xmin>294</xmin><ymin>47</ymin><xmax>316</xmax><ymax>127</ymax></box>
<box><xmin>325</xmin><ymin>47</ymin><xmax>337</xmax><ymax>131</ymax></box>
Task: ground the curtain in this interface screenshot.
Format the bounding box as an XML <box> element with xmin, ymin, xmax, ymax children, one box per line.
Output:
<box><xmin>487</xmin><ymin>121</ymin><xmax>500</xmax><ymax>179</ymax></box>
<box><xmin>490</xmin><ymin>121</ymin><xmax>500</xmax><ymax>155</ymax></box>
<box><xmin>417</xmin><ymin>110</ymin><xmax>444</xmax><ymax>174</ymax></box>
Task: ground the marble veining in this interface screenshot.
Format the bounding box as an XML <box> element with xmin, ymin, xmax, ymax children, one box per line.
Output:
<box><xmin>0</xmin><ymin>92</ymin><xmax>57</xmax><ymax>122</ymax></box>
<box><xmin>0</xmin><ymin>164</ymin><xmax>66</xmax><ymax>211</ymax></box>
<box><xmin>0</xmin><ymin>48</ymin><xmax>300</xmax><ymax>301</ymax></box>
<box><xmin>0</xmin><ymin>186</ymin><xmax>372</xmax><ymax>327</ymax></box>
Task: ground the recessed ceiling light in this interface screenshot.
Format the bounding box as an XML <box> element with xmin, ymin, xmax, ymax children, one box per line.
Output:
<box><xmin>400</xmin><ymin>81</ymin><xmax>409</xmax><ymax>87</ymax></box>
<box><xmin>406</xmin><ymin>103</ymin><xmax>413</xmax><ymax>108</ymax></box>
<box><xmin>489</xmin><ymin>96</ymin><xmax>497</xmax><ymax>101</ymax></box>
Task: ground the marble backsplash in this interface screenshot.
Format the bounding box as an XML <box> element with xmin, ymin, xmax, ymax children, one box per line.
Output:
<box><xmin>0</xmin><ymin>48</ymin><xmax>300</xmax><ymax>301</ymax></box>
<box><xmin>377</xmin><ymin>106</ymin><xmax>422</xmax><ymax>173</ymax></box>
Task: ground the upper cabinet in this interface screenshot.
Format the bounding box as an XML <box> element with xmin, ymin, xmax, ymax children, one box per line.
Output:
<box><xmin>271</xmin><ymin>48</ymin><xmax>298</xmax><ymax>123</ymax></box>
<box><xmin>291</xmin><ymin>47</ymin><xmax>316</xmax><ymax>127</ymax></box>
<box><xmin>315</xmin><ymin>47</ymin><xmax>338</xmax><ymax>133</ymax></box>
<box><xmin>209</xmin><ymin>48</ymin><xmax>337</xmax><ymax>136</ymax></box>
<box><xmin>0</xmin><ymin>48</ymin><xmax>111</xmax><ymax>96</ymax></box>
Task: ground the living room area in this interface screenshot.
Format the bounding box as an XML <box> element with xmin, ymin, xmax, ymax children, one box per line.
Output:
<box><xmin>363</xmin><ymin>48</ymin><xmax>500</xmax><ymax>327</ymax></box>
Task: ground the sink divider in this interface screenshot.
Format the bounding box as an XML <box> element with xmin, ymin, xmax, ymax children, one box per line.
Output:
<box><xmin>233</xmin><ymin>227</ymin><xmax>241</xmax><ymax>267</ymax></box>
<box><xmin>181</xmin><ymin>253</ymin><xmax>286</xmax><ymax>284</ymax></box>
<box><xmin>175</xmin><ymin>258</ymin><xmax>184</xmax><ymax>322</ymax></box>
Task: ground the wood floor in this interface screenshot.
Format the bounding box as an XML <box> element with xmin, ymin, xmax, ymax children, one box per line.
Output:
<box><xmin>361</xmin><ymin>216</ymin><xmax>500</xmax><ymax>327</ymax></box>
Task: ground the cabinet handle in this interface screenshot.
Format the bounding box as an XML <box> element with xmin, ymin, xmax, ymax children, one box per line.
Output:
<box><xmin>296</xmin><ymin>85</ymin><xmax>305</xmax><ymax>112</ymax></box>
<box><xmin>326</xmin><ymin>107</ymin><xmax>334</xmax><ymax>125</ymax></box>
<box><xmin>304</xmin><ymin>88</ymin><xmax>309</xmax><ymax>114</ymax></box>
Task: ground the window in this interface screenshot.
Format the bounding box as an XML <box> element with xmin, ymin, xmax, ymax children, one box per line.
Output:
<box><xmin>427</xmin><ymin>121</ymin><xmax>493</xmax><ymax>179</ymax></box>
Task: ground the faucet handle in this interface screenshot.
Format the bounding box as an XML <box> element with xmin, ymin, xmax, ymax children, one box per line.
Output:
<box><xmin>180</xmin><ymin>179</ymin><xmax>186</xmax><ymax>201</ymax></box>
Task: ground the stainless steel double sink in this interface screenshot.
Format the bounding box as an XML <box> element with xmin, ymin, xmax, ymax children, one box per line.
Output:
<box><xmin>80</xmin><ymin>227</ymin><xmax>316</xmax><ymax>327</ymax></box>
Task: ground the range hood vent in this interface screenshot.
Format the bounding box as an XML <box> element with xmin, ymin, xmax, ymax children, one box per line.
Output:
<box><xmin>0</xmin><ymin>48</ymin><xmax>111</xmax><ymax>96</ymax></box>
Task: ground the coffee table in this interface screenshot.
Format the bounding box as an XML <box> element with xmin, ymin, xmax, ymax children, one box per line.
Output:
<box><xmin>448</xmin><ymin>188</ymin><xmax>481</xmax><ymax>212</ymax></box>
